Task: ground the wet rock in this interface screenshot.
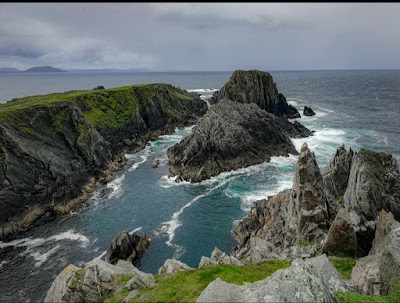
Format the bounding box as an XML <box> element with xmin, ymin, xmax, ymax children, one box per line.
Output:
<box><xmin>105</xmin><ymin>231</ymin><xmax>150</xmax><ymax>265</ymax></box>
<box><xmin>168</xmin><ymin>99</ymin><xmax>311</xmax><ymax>182</ymax></box>
<box><xmin>209</xmin><ymin>70</ymin><xmax>301</xmax><ymax>119</ymax></box>
<box><xmin>303</xmin><ymin>106</ymin><xmax>316</xmax><ymax>116</ymax></box>
<box><xmin>152</xmin><ymin>158</ymin><xmax>160</xmax><ymax>169</ymax></box>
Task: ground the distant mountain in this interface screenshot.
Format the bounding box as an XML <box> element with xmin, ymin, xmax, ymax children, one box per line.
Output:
<box><xmin>24</xmin><ymin>66</ymin><xmax>64</xmax><ymax>73</ymax></box>
<box><xmin>0</xmin><ymin>68</ymin><xmax>21</xmax><ymax>73</ymax></box>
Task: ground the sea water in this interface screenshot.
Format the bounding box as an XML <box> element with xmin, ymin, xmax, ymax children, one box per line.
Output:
<box><xmin>0</xmin><ymin>70</ymin><xmax>400</xmax><ymax>302</ymax></box>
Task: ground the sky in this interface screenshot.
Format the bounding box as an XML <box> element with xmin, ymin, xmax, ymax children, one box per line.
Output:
<box><xmin>0</xmin><ymin>3</ymin><xmax>400</xmax><ymax>71</ymax></box>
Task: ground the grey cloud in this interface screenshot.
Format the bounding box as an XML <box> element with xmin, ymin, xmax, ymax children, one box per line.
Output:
<box><xmin>0</xmin><ymin>3</ymin><xmax>399</xmax><ymax>71</ymax></box>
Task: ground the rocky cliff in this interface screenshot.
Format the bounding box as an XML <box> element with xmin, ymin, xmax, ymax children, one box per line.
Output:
<box><xmin>167</xmin><ymin>99</ymin><xmax>312</xmax><ymax>182</ymax></box>
<box><xmin>0</xmin><ymin>84</ymin><xmax>207</xmax><ymax>239</ymax></box>
<box><xmin>233</xmin><ymin>144</ymin><xmax>400</xmax><ymax>262</ymax></box>
<box><xmin>209</xmin><ymin>70</ymin><xmax>300</xmax><ymax>118</ymax></box>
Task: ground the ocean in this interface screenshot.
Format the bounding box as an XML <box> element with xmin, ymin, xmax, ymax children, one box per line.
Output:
<box><xmin>0</xmin><ymin>70</ymin><xmax>400</xmax><ymax>302</ymax></box>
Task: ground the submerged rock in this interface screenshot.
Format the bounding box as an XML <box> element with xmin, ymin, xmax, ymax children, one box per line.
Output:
<box><xmin>167</xmin><ymin>99</ymin><xmax>311</xmax><ymax>182</ymax></box>
<box><xmin>105</xmin><ymin>231</ymin><xmax>150</xmax><ymax>265</ymax></box>
<box><xmin>303</xmin><ymin>106</ymin><xmax>316</xmax><ymax>116</ymax></box>
<box><xmin>196</xmin><ymin>254</ymin><xmax>347</xmax><ymax>303</ymax></box>
<box><xmin>209</xmin><ymin>70</ymin><xmax>300</xmax><ymax>119</ymax></box>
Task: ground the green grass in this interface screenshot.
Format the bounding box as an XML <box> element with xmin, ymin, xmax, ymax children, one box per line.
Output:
<box><xmin>336</xmin><ymin>280</ymin><xmax>400</xmax><ymax>303</ymax></box>
<box><xmin>117</xmin><ymin>275</ymin><xmax>133</xmax><ymax>283</ymax></box>
<box><xmin>298</xmin><ymin>239</ymin><xmax>316</xmax><ymax>247</ymax></box>
<box><xmin>129</xmin><ymin>260</ymin><xmax>291</xmax><ymax>303</ymax></box>
<box><xmin>329</xmin><ymin>257</ymin><xmax>357</xmax><ymax>280</ymax></box>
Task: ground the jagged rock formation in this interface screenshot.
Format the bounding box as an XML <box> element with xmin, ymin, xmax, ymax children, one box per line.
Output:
<box><xmin>198</xmin><ymin>247</ymin><xmax>243</xmax><ymax>268</ymax></box>
<box><xmin>44</xmin><ymin>259</ymin><xmax>155</xmax><ymax>303</ymax></box>
<box><xmin>233</xmin><ymin>143</ymin><xmax>328</xmax><ymax>261</ymax></box>
<box><xmin>167</xmin><ymin>99</ymin><xmax>312</xmax><ymax>182</ymax></box>
<box><xmin>209</xmin><ymin>70</ymin><xmax>300</xmax><ymax>119</ymax></box>
<box><xmin>233</xmin><ymin>145</ymin><xmax>400</xmax><ymax>262</ymax></box>
<box><xmin>196</xmin><ymin>254</ymin><xmax>348</xmax><ymax>303</ymax></box>
<box><xmin>105</xmin><ymin>231</ymin><xmax>150</xmax><ymax>265</ymax></box>
<box><xmin>158</xmin><ymin>259</ymin><xmax>194</xmax><ymax>275</ymax></box>
<box><xmin>303</xmin><ymin>106</ymin><xmax>316</xmax><ymax>116</ymax></box>
<box><xmin>0</xmin><ymin>84</ymin><xmax>207</xmax><ymax>239</ymax></box>
<box><xmin>351</xmin><ymin>210</ymin><xmax>400</xmax><ymax>296</ymax></box>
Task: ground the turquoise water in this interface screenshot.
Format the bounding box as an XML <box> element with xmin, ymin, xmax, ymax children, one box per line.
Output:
<box><xmin>1</xmin><ymin>70</ymin><xmax>400</xmax><ymax>302</ymax></box>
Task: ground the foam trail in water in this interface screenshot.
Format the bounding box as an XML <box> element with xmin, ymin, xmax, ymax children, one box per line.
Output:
<box><xmin>0</xmin><ymin>230</ymin><xmax>89</xmax><ymax>249</ymax></box>
<box><xmin>187</xmin><ymin>88</ymin><xmax>219</xmax><ymax>93</ymax></box>
<box><xmin>159</xmin><ymin>176</ymin><xmax>237</xmax><ymax>258</ymax></box>
<box><xmin>129</xmin><ymin>226</ymin><xmax>143</xmax><ymax>234</ymax></box>
<box><xmin>31</xmin><ymin>245</ymin><xmax>61</xmax><ymax>267</ymax></box>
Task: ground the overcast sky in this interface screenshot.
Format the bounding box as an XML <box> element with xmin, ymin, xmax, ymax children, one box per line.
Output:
<box><xmin>1</xmin><ymin>3</ymin><xmax>400</xmax><ymax>71</ymax></box>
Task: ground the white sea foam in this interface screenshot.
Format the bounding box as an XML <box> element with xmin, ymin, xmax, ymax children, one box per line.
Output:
<box><xmin>0</xmin><ymin>230</ymin><xmax>89</xmax><ymax>268</ymax></box>
<box><xmin>159</xmin><ymin>176</ymin><xmax>236</xmax><ymax>257</ymax></box>
<box><xmin>95</xmin><ymin>250</ymin><xmax>107</xmax><ymax>261</ymax></box>
<box><xmin>0</xmin><ymin>230</ymin><xmax>89</xmax><ymax>249</ymax></box>
<box><xmin>293</xmin><ymin>128</ymin><xmax>346</xmax><ymax>152</ymax></box>
<box><xmin>129</xmin><ymin>226</ymin><xmax>143</xmax><ymax>234</ymax></box>
<box><xmin>187</xmin><ymin>88</ymin><xmax>219</xmax><ymax>93</ymax></box>
<box><xmin>0</xmin><ymin>260</ymin><xmax>7</xmax><ymax>269</ymax></box>
<box><xmin>106</xmin><ymin>173</ymin><xmax>126</xmax><ymax>199</ymax></box>
<box><xmin>31</xmin><ymin>245</ymin><xmax>60</xmax><ymax>267</ymax></box>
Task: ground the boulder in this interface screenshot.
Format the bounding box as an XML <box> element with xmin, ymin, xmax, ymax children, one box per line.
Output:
<box><xmin>303</xmin><ymin>106</ymin><xmax>316</xmax><ymax>116</ymax></box>
<box><xmin>322</xmin><ymin>208</ymin><xmax>357</xmax><ymax>257</ymax></box>
<box><xmin>351</xmin><ymin>254</ymin><xmax>381</xmax><ymax>295</ymax></box>
<box><xmin>168</xmin><ymin>99</ymin><xmax>311</xmax><ymax>182</ymax></box>
<box><xmin>158</xmin><ymin>259</ymin><xmax>194</xmax><ymax>275</ymax></box>
<box><xmin>93</xmin><ymin>85</ymin><xmax>105</xmax><ymax>90</ymax></box>
<box><xmin>209</xmin><ymin>70</ymin><xmax>301</xmax><ymax>119</ymax></box>
<box><xmin>380</xmin><ymin>227</ymin><xmax>400</xmax><ymax>295</ymax></box>
<box><xmin>196</xmin><ymin>255</ymin><xmax>347</xmax><ymax>303</ymax></box>
<box><xmin>199</xmin><ymin>247</ymin><xmax>243</xmax><ymax>268</ymax></box>
<box><xmin>370</xmin><ymin>210</ymin><xmax>400</xmax><ymax>255</ymax></box>
<box><xmin>105</xmin><ymin>231</ymin><xmax>150</xmax><ymax>265</ymax></box>
<box><xmin>44</xmin><ymin>259</ymin><xmax>155</xmax><ymax>303</ymax></box>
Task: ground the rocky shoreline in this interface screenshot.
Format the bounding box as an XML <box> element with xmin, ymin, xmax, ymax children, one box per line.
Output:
<box><xmin>167</xmin><ymin>70</ymin><xmax>312</xmax><ymax>182</ymax></box>
<box><xmin>0</xmin><ymin>84</ymin><xmax>207</xmax><ymax>240</ymax></box>
<box><xmin>44</xmin><ymin>144</ymin><xmax>400</xmax><ymax>302</ymax></box>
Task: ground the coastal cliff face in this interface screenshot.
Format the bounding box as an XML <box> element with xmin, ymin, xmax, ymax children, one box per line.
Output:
<box><xmin>233</xmin><ymin>144</ymin><xmax>400</xmax><ymax>262</ymax></box>
<box><xmin>0</xmin><ymin>84</ymin><xmax>207</xmax><ymax>239</ymax></box>
<box><xmin>167</xmin><ymin>99</ymin><xmax>311</xmax><ymax>182</ymax></box>
<box><xmin>210</xmin><ymin>70</ymin><xmax>300</xmax><ymax>118</ymax></box>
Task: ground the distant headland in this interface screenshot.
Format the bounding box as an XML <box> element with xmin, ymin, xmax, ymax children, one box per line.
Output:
<box><xmin>0</xmin><ymin>66</ymin><xmax>64</xmax><ymax>73</ymax></box>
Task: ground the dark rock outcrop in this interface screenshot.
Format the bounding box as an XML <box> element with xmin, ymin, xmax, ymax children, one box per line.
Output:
<box><xmin>303</xmin><ymin>106</ymin><xmax>316</xmax><ymax>116</ymax></box>
<box><xmin>0</xmin><ymin>84</ymin><xmax>207</xmax><ymax>239</ymax></box>
<box><xmin>167</xmin><ymin>99</ymin><xmax>312</xmax><ymax>182</ymax></box>
<box><xmin>233</xmin><ymin>143</ymin><xmax>328</xmax><ymax>261</ymax></box>
<box><xmin>105</xmin><ymin>231</ymin><xmax>150</xmax><ymax>265</ymax></box>
<box><xmin>92</xmin><ymin>85</ymin><xmax>105</xmax><ymax>90</ymax></box>
<box><xmin>209</xmin><ymin>70</ymin><xmax>300</xmax><ymax>119</ymax></box>
<box><xmin>233</xmin><ymin>145</ymin><xmax>400</xmax><ymax>263</ymax></box>
<box><xmin>321</xmin><ymin>209</ymin><xmax>357</xmax><ymax>257</ymax></box>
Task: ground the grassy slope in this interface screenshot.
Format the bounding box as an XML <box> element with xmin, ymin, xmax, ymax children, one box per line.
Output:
<box><xmin>0</xmin><ymin>83</ymin><xmax>192</xmax><ymax>129</ymax></box>
<box><xmin>101</xmin><ymin>257</ymin><xmax>356</xmax><ymax>303</ymax></box>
